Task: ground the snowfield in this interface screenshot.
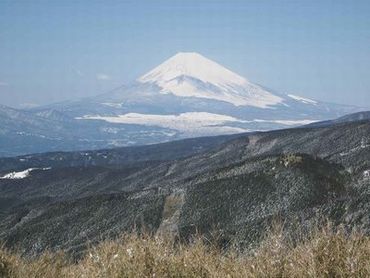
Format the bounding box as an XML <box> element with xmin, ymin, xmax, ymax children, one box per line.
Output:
<box><xmin>78</xmin><ymin>112</ymin><xmax>248</xmax><ymax>135</ymax></box>
<box><xmin>77</xmin><ymin>112</ymin><xmax>318</xmax><ymax>136</ymax></box>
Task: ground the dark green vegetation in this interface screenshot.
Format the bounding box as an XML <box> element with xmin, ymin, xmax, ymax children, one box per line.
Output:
<box><xmin>0</xmin><ymin>118</ymin><xmax>370</xmax><ymax>259</ymax></box>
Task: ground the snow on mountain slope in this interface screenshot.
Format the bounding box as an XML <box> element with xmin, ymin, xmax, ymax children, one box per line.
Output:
<box><xmin>139</xmin><ymin>52</ymin><xmax>283</xmax><ymax>108</ymax></box>
<box><xmin>0</xmin><ymin>169</ymin><xmax>34</xmax><ymax>179</ymax></box>
<box><xmin>140</xmin><ymin>52</ymin><xmax>246</xmax><ymax>86</ymax></box>
<box><xmin>288</xmin><ymin>94</ymin><xmax>317</xmax><ymax>105</ymax></box>
<box><xmin>0</xmin><ymin>167</ymin><xmax>50</xmax><ymax>179</ymax></box>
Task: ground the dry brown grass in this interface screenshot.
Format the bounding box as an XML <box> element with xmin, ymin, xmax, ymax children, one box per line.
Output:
<box><xmin>1</xmin><ymin>225</ymin><xmax>370</xmax><ymax>277</ymax></box>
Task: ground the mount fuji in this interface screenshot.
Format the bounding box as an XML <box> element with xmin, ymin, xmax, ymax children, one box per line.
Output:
<box><xmin>0</xmin><ymin>52</ymin><xmax>364</xmax><ymax>156</ymax></box>
<box><xmin>139</xmin><ymin>52</ymin><xmax>283</xmax><ymax>108</ymax></box>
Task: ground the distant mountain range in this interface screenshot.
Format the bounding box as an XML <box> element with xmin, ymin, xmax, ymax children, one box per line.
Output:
<box><xmin>0</xmin><ymin>52</ymin><xmax>366</xmax><ymax>157</ymax></box>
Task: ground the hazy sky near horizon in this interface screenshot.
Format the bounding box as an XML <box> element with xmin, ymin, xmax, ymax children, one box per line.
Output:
<box><xmin>0</xmin><ymin>0</ymin><xmax>369</xmax><ymax>108</ymax></box>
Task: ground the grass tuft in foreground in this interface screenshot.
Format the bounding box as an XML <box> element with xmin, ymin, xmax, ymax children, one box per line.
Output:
<box><xmin>1</xmin><ymin>224</ymin><xmax>370</xmax><ymax>277</ymax></box>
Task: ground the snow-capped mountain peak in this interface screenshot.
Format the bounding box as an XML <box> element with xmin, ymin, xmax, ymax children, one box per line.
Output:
<box><xmin>138</xmin><ymin>52</ymin><xmax>283</xmax><ymax>108</ymax></box>
<box><xmin>139</xmin><ymin>52</ymin><xmax>247</xmax><ymax>86</ymax></box>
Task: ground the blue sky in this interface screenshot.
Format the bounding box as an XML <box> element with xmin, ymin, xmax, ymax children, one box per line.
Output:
<box><xmin>0</xmin><ymin>0</ymin><xmax>369</xmax><ymax>107</ymax></box>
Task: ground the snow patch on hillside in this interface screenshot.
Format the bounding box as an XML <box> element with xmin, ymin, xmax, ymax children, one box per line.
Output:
<box><xmin>0</xmin><ymin>167</ymin><xmax>51</xmax><ymax>179</ymax></box>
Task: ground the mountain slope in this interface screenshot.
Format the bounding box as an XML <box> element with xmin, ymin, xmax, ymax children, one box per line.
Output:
<box><xmin>0</xmin><ymin>118</ymin><xmax>369</xmax><ymax>256</ymax></box>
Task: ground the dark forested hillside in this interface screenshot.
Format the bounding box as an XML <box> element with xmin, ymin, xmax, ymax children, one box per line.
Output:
<box><xmin>0</xmin><ymin>119</ymin><xmax>369</xmax><ymax>257</ymax></box>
